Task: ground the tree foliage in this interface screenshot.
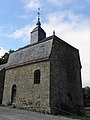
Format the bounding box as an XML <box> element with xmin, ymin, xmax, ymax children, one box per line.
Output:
<box><xmin>0</xmin><ymin>49</ymin><xmax>14</xmax><ymax>65</ymax></box>
<box><xmin>83</xmin><ymin>86</ymin><xmax>90</xmax><ymax>107</ymax></box>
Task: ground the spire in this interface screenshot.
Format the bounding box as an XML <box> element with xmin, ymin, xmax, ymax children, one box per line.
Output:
<box><xmin>30</xmin><ymin>8</ymin><xmax>46</xmax><ymax>44</ymax></box>
<box><xmin>53</xmin><ymin>30</ymin><xmax>55</xmax><ymax>36</ymax></box>
<box><xmin>36</xmin><ymin>8</ymin><xmax>41</xmax><ymax>27</ymax></box>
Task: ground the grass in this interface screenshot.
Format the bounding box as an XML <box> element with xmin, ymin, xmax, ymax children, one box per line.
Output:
<box><xmin>69</xmin><ymin>108</ymin><xmax>90</xmax><ymax>120</ymax></box>
<box><xmin>83</xmin><ymin>108</ymin><xmax>90</xmax><ymax>120</ymax></box>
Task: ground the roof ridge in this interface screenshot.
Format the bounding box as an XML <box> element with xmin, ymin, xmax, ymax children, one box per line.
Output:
<box><xmin>16</xmin><ymin>35</ymin><xmax>54</xmax><ymax>51</ymax></box>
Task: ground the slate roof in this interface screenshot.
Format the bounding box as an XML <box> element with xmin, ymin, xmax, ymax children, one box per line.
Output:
<box><xmin>6</xmin><ymin>35</ymin><xmax>78</xmax><ymax>69</ymax></box>
<box><xmin>0</xmin><ymin>64</ymin><xmax>7</xmax><ymax>71</ymax></box>
<box><xmin>6</xmin><ymin>37</ymin><xmax>53</xmax><ymax>69</ymax></box>
<box><xmin>31</xmin><ymin>26</ymin><xmax>45</xmax><ymax>33</ymax></box>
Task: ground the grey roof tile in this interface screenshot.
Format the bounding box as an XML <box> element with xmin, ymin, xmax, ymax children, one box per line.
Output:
<box><xmin>7</xmin><ymin>39</ymin><xmax>53</xmax><ymax>68</ymax></box>
<box><xmin>0</xmin><ymin>64</ymin><xmax>7</xmax><ymax>71</ymax></box>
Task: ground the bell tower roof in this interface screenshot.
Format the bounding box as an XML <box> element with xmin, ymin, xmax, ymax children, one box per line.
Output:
<box><xmin>30</xmin><ymin>8</ymin><xmax>46</xmax><ymax>44</ymax></box>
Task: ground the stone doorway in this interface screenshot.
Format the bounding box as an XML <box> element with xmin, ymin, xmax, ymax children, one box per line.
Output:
<box><xmin>11</xmin><ymin>84</ymin><xmax>17</xmax><ymax>105</ymax></box>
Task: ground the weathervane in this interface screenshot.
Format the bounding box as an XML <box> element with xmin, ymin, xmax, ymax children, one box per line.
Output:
<box><xmin>36</xmin><ymin>8</ymin><xmax>41</xmax><ymax>26</ymax></box>
<box><xmin>38</xmin><ymin>8</ymin><xmax>40</xmax><ymax>20</ymax></box>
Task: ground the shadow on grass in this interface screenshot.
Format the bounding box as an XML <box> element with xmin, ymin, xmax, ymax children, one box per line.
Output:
<box><xmin>68</xmin><ymin>108</ymin><xmax>90</xmax><ymax>120</ymax></box>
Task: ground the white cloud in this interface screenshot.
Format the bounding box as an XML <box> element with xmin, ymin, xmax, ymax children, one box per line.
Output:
<box><xmin>48</xmin><ymin>0</ymin><xmax>90</xmax><ymax>10</ymax></box>
<box><xmin>9</xmin><ymin>24</ymin><xmax>34</xmax><ymax>42</ymax></box>
<box><xmin>19</xmin><ymin>0</ymin><xmax>43</xmax><ymax>19</ymax></box>
<box><xmin>48</xmin><ymin>0</ymin><xmax>72</xmax><ymax>6</ymax></box>
<box><xmin>24</xmin><ymin>0</ymin><xmax>41</xmax><ymax>11</ymax></box>
<box><xmin>0</xmin><ymin>47</ymin><xmax>7</xmax><ymax>58</ymax></box>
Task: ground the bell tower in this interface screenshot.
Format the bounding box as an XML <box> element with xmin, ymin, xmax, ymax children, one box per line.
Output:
<box><xmin>30</xmin><ymin>8</ymin><xmax>46</xmax><ymax>44</ymax></box>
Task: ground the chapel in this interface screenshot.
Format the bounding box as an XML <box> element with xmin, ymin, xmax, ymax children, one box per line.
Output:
<box><xmin>0</xmin><ymin>15</ymin><xmax>84</xmax><ymax>115</ymax></box>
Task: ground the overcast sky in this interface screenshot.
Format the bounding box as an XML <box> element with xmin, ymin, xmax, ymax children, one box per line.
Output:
<box><xmin>0</xmin><ymin>0</ymin><xmax>90</xmax><ymax>87</ymax></box>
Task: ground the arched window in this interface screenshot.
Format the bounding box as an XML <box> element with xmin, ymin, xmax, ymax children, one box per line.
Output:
<box><xmin>11</xmin><ymin>84</ymin><xmax>17</xmax><ymax>104</ymax></box>
<box><xmin>34</xmin><ymin>69</ymin><xmax>40</xmax><ymax>84</ymax></box>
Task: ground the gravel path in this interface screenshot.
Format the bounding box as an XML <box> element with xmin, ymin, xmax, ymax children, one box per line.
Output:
<box><xmin>0</xmin><ymin>107</ymin><xmax>80</xmax><ymax>120</ymax></box>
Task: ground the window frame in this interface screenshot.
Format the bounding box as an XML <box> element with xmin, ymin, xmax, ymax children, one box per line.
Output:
<box><xmin>34</xmin><ymin>69</ymin><xmax>40</xmax><ymax>84</ymax></box>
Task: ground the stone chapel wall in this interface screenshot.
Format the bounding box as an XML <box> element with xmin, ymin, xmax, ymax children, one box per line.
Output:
<box><xmin>3</xmin><ymin>60</ymin><xmax>50</xmax><ymax>113</ymax></box>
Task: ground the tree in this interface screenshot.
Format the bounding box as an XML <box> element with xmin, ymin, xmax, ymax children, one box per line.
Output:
<box><xmin>0</xmin><ymin>49</ymin><xmax>14</xmax><ymax>65</ymax></box>
<box><xmin>82</xmin><ymin>86</ymin><xmax>90</xmax><ymax>107</ymax></box>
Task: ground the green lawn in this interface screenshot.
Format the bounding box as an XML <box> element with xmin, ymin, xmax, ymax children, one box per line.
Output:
<box><xmin>63</xmin><ymin>108</ymin><xmax>90</xmax><ymax>120</ymax></box>
<box><xmin>83</xmin><ymin>108</ymin><xmax>90</xmax><ymax>120</ymax></box>
<box><xmin>71</xmin><ymin>108</ymin><xmax>90</xmax><ymax>120</ymax></box>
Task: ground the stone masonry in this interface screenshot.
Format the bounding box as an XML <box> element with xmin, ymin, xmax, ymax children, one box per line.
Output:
<box><xmin>0</xmin><ymin>64</ymin><xmax>6</xmax><ymax>104</ymax></box>
<box><xmin>3</xmin><ymin>60</ymin><xmax>50</xmax><ymax>113</ymax></box>
<box><xmin>2</xmin><ymin>19</ymin><xmax>84</xmax><ymax>116</ymax></box>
